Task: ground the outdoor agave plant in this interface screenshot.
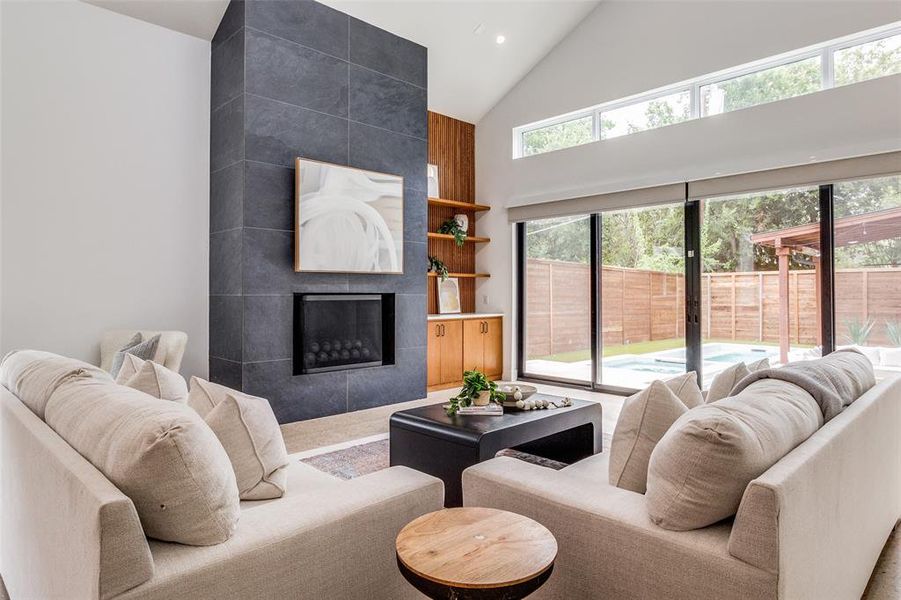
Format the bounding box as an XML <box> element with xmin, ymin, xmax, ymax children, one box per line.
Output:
<box><xmin>844</xmin><ymin>317</ymin><xmax>875</xmax><ymax>346</ymax></box>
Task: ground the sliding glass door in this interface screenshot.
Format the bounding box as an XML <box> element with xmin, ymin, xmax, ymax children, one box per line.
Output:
<box><xmin>833</xmin><ymin>176</ymin><xmax>901</xmax><ymax>378</ymax></box>
<box><xmin>521</xmin><ymin>215</ymin><xmax>592</xmax><ymax>383</ymax></box>
<box><xmin>698</xmin><ymin>186</ymin><xmax>821</xmax><ymax>387</ymax></box>
<box><xmin>598</xmin><ymin>204</ymin><xmax>686</xmax><ymax>388</ymax></box>
<box><xmin>516</xmin><ymin>171</ymin><xmax>899</xmax><ymax>392</ymax></box>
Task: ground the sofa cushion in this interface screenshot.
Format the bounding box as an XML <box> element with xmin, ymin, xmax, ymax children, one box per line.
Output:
<box><xmin>646</xmin><ymin>378</ymin><xmax>822</xmax><ymax>530</ymax></box>
<box><xmin>0</xmin><ymin>350</ymin><xmax>112</xmax><ymax>419</ymax></box>
<box><xmin>114</xmin><ymin>353</ymin><xmax>145</xmax><ymax>384</ymax></box>
<box><xmin>608</xmin><ymin>377</ymin><xmax>696</xmax><ymax>494</ymax></box>
<box><xmin>665</xmin><ymin>371</ymin><xmax>703</xmax><ymax>409</ymax></box>
<box><xmin>45</xmin><ymin>377</ymin><xmax>240</xmax><ymax>545</ymax></box>
<box><xmin>187</xmin><ymin>376</ymin><xmax>232</xmax><ymax>418</ymax></box>
<box><xmin>123</xmin><ymin>360</ymin><xmax>188</xmax><ymax>403</ymax></box>
<box><xmin>705</xmin><ymin>361</ymin><xmax>751</xmax><ymax>403</ymax></box>
<box><xmin>205</xmin><ymin>392</ymin><xmax>289</xmax><ymax>500</ymax></box>
<box><xmin>747</xmin><ymin>357</ymin><xmax>770</xmax><ymax>372</ymax></box>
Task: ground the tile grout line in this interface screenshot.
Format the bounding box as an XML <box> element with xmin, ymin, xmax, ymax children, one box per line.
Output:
<box><xmin>244</xmin><ymin>92</ymin><xmax>428</xmax><ymax>143</ymax></box>
<box><xmin>244</xmin><ymin>25</ymin><xmax>427</xmax><ymax>91</ymax></box>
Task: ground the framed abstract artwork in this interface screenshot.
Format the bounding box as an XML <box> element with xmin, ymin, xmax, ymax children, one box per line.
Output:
<box><xmin>437</xmin><ymin>277</ymin><xmax>462</xmax><ymax>314</ymax></box>
<box><xmin>294</xmin><ymin>157</ymin><xmax>404</xmax><ymax>274</ymax></box>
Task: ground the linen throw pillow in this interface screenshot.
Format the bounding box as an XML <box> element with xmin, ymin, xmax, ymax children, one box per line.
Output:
<box><xmin>115</xmin><ymin>353</ymin><xmax>146</xmax><ymax>384</ymax></box>
<box><xmin>607</xmin><ymin>373</ymin><xmax>702</xmax><ymax>494</ymax></box>
<box><xmin>123</xmin><ymin>360</ymin><xmax>188</xmax><ymax>403</ymax></box>
<box><xmin>188</xmin><ymin>377</ymin><xmax>289</xmax><ymax>500</ymax></box>
<box><xmin>705</xmin><ymin>361</ymin><xmax>751</xmax><ymax>403</ymax></box>
<box><xmin>747</xmin><ymin>357</ymin><xmax>771</xmax><ymax>372</ymax></box>
<box><xmin>664</xmin><ymin>371</ymin><xmax>703</xmax><ymax>409</ymax></box>
<box><xmin>109</xmin><ymin>334</ymin><xmax>161</xmax><ymax>378</ymax></box>
<box><xmin>46</xmin><ymin>377</ymin><xmax>240</xmax><ymax>545</ymax></box>
<box><xmin>646</xmin><ymin>378</ymin><xmax>822</xmax><ymax>531</ymax></box>
<box><xmin>205</xmin><ymin>392</ymin><xmax>289</xmax><ymax>500</ymax></box>
<box><xmin>187</xmin><ymin>376</ymin><xmax>232</xmax><ymax>417</ymax></box>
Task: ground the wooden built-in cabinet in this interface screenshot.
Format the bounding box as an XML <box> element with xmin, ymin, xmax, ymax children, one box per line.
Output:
<box><xmin>428</xmin><ymin>316</ymin><xmax>503</xmax><ymax>391</ymax></box>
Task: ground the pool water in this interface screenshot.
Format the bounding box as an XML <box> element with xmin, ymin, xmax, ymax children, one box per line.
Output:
<box><xmin>604</xmin><ymin>358</ymin><xmax>686</xmax><ymax>375</ymax></box>
<box><xmin>706</xmin><ymin>349</ymin><xmax>775</xmax><ymax>363</ymax></box>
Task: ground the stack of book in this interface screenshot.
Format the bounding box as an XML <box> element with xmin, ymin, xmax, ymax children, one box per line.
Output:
<box><xmin>455</xmin><ymin>403</ymin><xmax>503</xmax><ymax>416</ymax></box>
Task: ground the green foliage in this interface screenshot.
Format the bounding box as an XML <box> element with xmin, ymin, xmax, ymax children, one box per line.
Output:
<box><xmin>522</xmin><ymin>116</ymin><xmax>594</xmax><ymax>157</ymax></box>
<box><xmin>834</xmin><ymin>35</ymin><xmax>901</xmax><ymax>86</ymax></box>
<box><xmin>428</xmin><ymin>255</ymin><xmax>448</xmax><ymax>281</ymax></box>
<box><xmin>446</xmin><ymin>370</ymin><xmax>505</xmax><ymax>415</ymax></box>
<box><xmin>844</xmin><ymin>317</ymin><xmax>875</xmax><ymax>346</ymax></box>
<box><xmin>885</xmin><ymin>320</ymin><xmax>901</xmax><ymax>347</ymax></box>
<box><xmin>438</xmin><ymin>218</ymin><xmax>467</xmax><ymax>246</ymax></box>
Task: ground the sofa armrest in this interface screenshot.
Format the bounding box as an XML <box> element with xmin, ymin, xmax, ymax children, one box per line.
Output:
<box><xmin>729</xmin><ymin>376</ymin><xmax>901</xmax><ymax>600</ymax></box>
<box><xmin>120</xmin><ymin>466</ymin><xmax>444</xmax><ymax>600</ymax></box>
<box><xmin>1</xmin><ymin>387</ymin><xmax>153</xmax><ymax>600</ymax></box>
<box><xmin>463</xmin><ymin>457</ymin><xmax>775</xmax><ymax>600</ymax></box>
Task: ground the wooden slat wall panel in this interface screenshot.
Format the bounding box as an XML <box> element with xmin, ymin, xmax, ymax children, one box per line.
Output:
<box><xmin>427</xmin><ymin>111</ymin><xmax>477</xmax><ymax>314</ymax></box>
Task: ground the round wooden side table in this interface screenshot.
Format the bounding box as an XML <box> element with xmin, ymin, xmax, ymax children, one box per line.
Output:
<box><xmin>395</xmin><ymin>507</ymin><xmax>558</xmax><ymax>600</ymax></box>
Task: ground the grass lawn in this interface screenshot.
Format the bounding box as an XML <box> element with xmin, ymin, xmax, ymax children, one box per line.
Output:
<box><xmin>533</xmin><ymin>338</ymin><xmax>814</xmax><ymax>363</ymax></box>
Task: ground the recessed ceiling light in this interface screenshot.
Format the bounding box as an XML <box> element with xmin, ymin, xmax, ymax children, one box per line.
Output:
<box><xmin>496</xmin><ymin>35</ymin><xmax>506</xmax><ymax>45</ymax></box>
<box><xmin>809</xmin><ymin>155</ymin><xmax>817</xmax><ymax>160</ymax></box>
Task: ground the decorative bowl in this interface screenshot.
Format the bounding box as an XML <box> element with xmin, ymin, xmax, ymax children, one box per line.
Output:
<box><xmin>495</xmin><ymin>383</ymin><xmax>538</xmax><ymax>409</ymax></box>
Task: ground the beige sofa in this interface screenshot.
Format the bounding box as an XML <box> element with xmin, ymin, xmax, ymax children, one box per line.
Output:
<box><xmin>1</xmin><ymin>382</ymin><xmax>443</xmax><ymax>600</ymax></box>
<box><xmin>463</xmin><ymin>376</ymin><xmax>901</xmax><ymax>600</ymax></box>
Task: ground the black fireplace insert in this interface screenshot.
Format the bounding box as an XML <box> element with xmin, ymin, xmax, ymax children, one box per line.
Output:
<box><xmin>293</xmin><ymin>293</ymin><xmax>395</xmax><ymax>375</ymax></box>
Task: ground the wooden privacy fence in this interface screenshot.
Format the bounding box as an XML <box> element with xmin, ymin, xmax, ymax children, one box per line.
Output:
<box><xmin>526</xmin><ymin>259</ymin><xmax>901</xmax><ymax>357</ymax></box>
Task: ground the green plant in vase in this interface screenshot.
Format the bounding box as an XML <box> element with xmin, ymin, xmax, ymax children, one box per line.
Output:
<box><xmin>438</xmin><ymin>218</ymin><xmax>467</xmax><ymax>246</ymax></box>
<box><xmin>446</xmin><ymin>370</ymin><xmax>506</xmax><ymax>416</ymax></box>
<box><xmin>428</xmin><ymin>255</ymin><xmax>449</xmax><ymax>281</ymax></box>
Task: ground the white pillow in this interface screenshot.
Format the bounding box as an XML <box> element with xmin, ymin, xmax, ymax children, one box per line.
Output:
<box><xmin>123</xmin><ymin>361</ymin><xmax>188</xmax><ymax>403</ymax></box>
<box><xmin>705</xmin><ymin>362</ymin><xmax>751</xmax><ymax>403</ymax></box>
<box><xmin>206</xmin><ymin>392</ymin><xmax>289</xmax><ymax>500</ymax></box>
<box><xmin>189</xmin><ymin>377</ymin><xmax>289</xmax><ymax>500</ymax></box>
<box><xmin>115</xmin><ymin>353</ymin><xmax>146</xmax><ymax>384</ymax></box>
<box><xmin>608</xmin><ymin>375</ymin><xmax>700</xmax><ymax>494</ymax></box>
<box><xmin>647</xmin><ymin>378</ymin><xmax>822</xmax><ymax>530</ymax></box>
<box><xmin>747</xmin><ymin>357</ymin><xmax>770</xmax><ymax>372</ymax></box>
<box><xmin>187</xmin><ymin>376</ymin><xmax>232</xmax><ymax>417</ymax></box>
<box><xmin>46</xmin><ymin>377</ymin><xmax>240</xmax><ymax>545</ymax></box>
<box><xmin>663</xmin><ymin>371</ymin><xmax>703</xmax><ymax>408</ymax></box>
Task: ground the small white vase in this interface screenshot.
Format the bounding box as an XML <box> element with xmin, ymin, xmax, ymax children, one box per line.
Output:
<box><xmin>454</xmin><ymin>213</ymin><xmax>469</xmax><ymax>232</ymax></box>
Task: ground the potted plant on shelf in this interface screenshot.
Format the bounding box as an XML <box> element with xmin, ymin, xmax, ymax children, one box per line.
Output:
<box><xmin>446</xmin><ymin>370</ymin><xmax>505</xmax><ymax>415</ymax></box>
<box><xmin>428</xmin><ymin>255</ymin><xmax>449</xmax><ymax>281</ymax></box>
<box><xmin>438</xmin><ymin>217</ymin><xmax>467</xmax><ymax>247</ymax></box>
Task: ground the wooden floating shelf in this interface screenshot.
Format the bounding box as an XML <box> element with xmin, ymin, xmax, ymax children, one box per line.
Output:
<box><xmin>428</xmin><ymin>272</ymin><xmax>491</xmax><ymax>279</ymax></box>
<box><xmin>428</xmin><ymin>197</ymin><xmax>491</xmax><ymax>212</ymax></box>
<box><xmin>427</xmin><ymin>232</ymin><xmax>491</xmax><ymax>244</ymax></box>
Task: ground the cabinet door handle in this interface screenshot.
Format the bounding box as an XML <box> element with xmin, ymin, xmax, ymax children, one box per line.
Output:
<box><xmin>435</xmin><ymin>324</ymin><xmax>441</xmax><ymax>337</ymax></box>
<box><xmin>440</xmin><ymin>324</ymin><xmax>445</xmax><ymax>337</ymax></box>
<box><xmin>483</xmin><ymin>321</ymin><xmax>488</xmax><ymax>334</ymax></box>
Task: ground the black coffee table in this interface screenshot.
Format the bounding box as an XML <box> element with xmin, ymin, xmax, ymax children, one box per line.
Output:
<box><xmin>389</xmin><ymin>395</ymin><xmax>603</xmax><ymax>507</ymax></box>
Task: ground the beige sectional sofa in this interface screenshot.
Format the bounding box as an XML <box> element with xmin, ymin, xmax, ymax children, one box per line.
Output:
<box><xmin>1</xmin><ymin>366</ymin><xmax>444</xmax><ymax>600</ymax></box>
<box><xmin>463</xmin><ymin>375</ymin><xmax>901</xmax><ymax>600</ymax></box>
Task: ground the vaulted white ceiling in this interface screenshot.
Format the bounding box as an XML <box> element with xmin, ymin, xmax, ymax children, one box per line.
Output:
<box><xmin>83</xmin><ymin>0</ymin><xmax>599</xmax><ymax>123</ymax></box>
<box><xmin>319</xmin><ymin>1</ymin><xmax>599</xmax><ymax>123</ymax></box>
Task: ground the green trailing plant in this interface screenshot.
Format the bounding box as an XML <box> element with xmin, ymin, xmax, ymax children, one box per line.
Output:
<box><xmin>438</xmin><ymin>218</ymin><xmax>467</xmax><ymax>247</ymax></box>
<box><xmin>446</xmin><ymin>370</ymin><xmax>505</xmax><ymax>416</ymax></box>
<box><xmin>427</xmin><ymin>255</ymin><xmax>449</xmax><ymax>281</ymax></box>
<box><xmin>844</xmin><ymin>317</ymin><xmax>875</xmax><ymax>346</ymax></box>
<box><xmin>885</xmin><ymin>320</ymin><xmax>901</xmax><ymax>347</ymax></box>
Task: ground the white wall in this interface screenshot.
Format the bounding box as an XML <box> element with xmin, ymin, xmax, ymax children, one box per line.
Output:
<box><xmin>1</xmin><ymin>0</ymin><xmax>211</xmax><ymax>377</ymax></box>
<box><xmin>474</xmin><ymin>1</ymin><xmax>901</xmax><ymax>379</ymax></box>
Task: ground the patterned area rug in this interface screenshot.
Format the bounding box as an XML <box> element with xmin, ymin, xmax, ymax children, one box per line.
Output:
<box><xmin>301</xmin><ymin>435</ymin><xmax>612</xmax><ymax>480</ymax></box>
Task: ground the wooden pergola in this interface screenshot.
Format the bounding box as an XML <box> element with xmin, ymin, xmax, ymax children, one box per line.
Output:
<box><xmin>750</xmin><ymin>206</ymin><xmax>901</xmax><ymax>364</ymax></box>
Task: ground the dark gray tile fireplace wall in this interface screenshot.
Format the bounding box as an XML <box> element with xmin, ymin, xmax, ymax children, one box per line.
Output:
<box><xmin>209</xmin><ymin>0</ymin><xmax>427</xmax><ymax>423</ymax></box>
